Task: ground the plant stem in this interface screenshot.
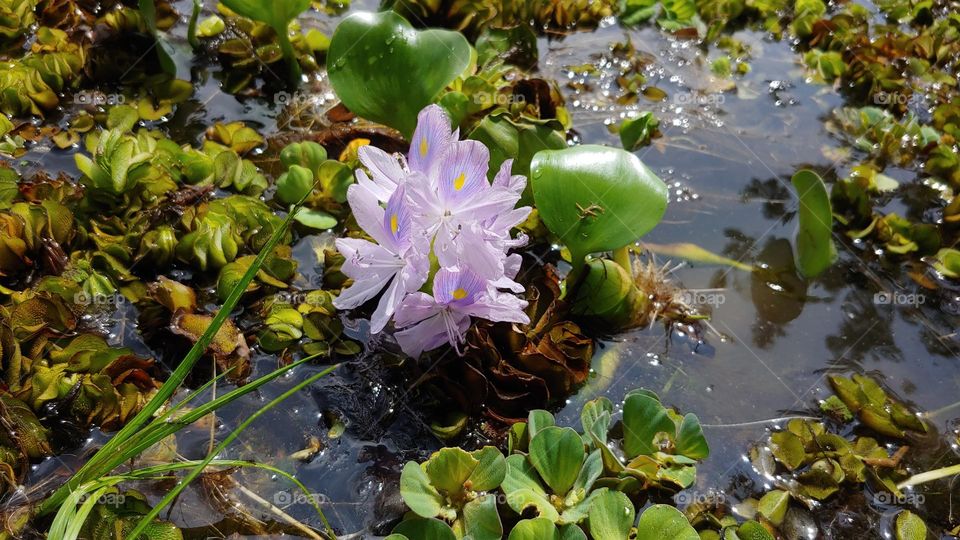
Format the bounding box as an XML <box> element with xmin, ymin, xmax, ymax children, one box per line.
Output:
<box><xmin>187</xmin><ymin>0</ymin><xmax>202</xmax><ymax>49</ymax></box>
<box><xmin>613</xmin><ymin>245</ymin><xmax>632</xmax><ymax>275</ymax></box>
<box><xmin>276</xmin><ymin>29</ymin><xmax>302</xmax><ymax>86</ymax></box>
<box><xmin>898</xmin><ymin>463</ymin><xmax>960</xmax><ymax>489</ymax></box>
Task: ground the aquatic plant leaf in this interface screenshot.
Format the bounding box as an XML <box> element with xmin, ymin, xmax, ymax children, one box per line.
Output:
<box><xmin>931</xmin><ymin>248</ymin><xmax>960</xmax><ymax>278</ymax></box>
<box><xmin>895</xmin><ymin>510</ymin><xmax>927</xmax><ymax>540</ymax></box>
<box><xmin>528</xmin><ymin>426</ymin><xmax>584</xmax><ymax>495</ymax></box>
<box><xmin>769</xmin><ymin>430</ymin><xmax>806</xmax><ymax>471</ymax></box>
<box><xmin>293</xmin><ymin>208</ymin><xmax>337</xmax><ymax>229</ymax></box>
<box><xmin>527</xmin><ymin>409</ymin><xmax>556</xmax><ymax>439</ymax></box>
<box><xmin>757</xmin><ymin>490</ymin><xmax>790</xmax><ymax>526</ymax></box>
<box><xmin>643</xmin><ymin>242</ymin><xmax>754</xmax><ymax>271</ymax></box>
<box><xmin>279</xmin><ymin>141</ymin><xmax>327</xmax><ymax>172</ymax></box>
<box><xmin>530</xmin><ymin>145</ymin><xmax>668</xmax><ymax>265</ymax></box>
<box><xmin>580</xmin><ymin>397</ymin><xmax>613</xmax><ymax>445</ymax></box>
<box><xmin>559</xmin><ymin>524</ymin><xmax>588</xmax><ymax>540</ymax></box>
<box><xmin>425</xmin><ymin>447</ymin><xmax>479</xmax><ymax>494</ymax></box>
<box><xmin>393</xmin><ymin>516</ymin><xmax>458</xmax><ymax>540</ymax></box>
<box><xmin>469</xmin><ymin>113</ymin><xmax>567</xmax><ymax>181</ymax></box>
<box><xmin>468</xmin><ymin>446</ymin><xmax>507</xmax><ymax>491</ymax></box>
<box><xmin>622</xmin><ymin>392</ymin><xmax>674</xmax><ymax>457</ymax></box>
<box><xmin>400</xmin><ymin>461</ymin><xmax>444</xmax><ymax>518</ymax></box>
<box><xmin>169</xmin><ymin>311</ymin><xmax>251</xmax><ymax>382</ymax></box>
<box><xmin>276</xmin><ymin>164</ymin><xmax>313</xmax><ymax>204</ymax></box>
<box><xmin>570</xmin><ymin>258</ymin><xmax>640</xmax><ymax>326</ymax></box>
<box><xmin>220</xmin><ymin>0</ymin><xmax>311</xmax><ymax>83</ymax></box>
<box><xmin>619</xmin><ymin>112</ymin><xmax>660</xmax><ymax>150</ymax></box>
<box><xmin>635</xmin><ymin>504</ymin><xmax>698</xmax><ymax>540</ymax></box>
<box><xmin>462</xmin><ymin>494</ymin><xmax>502</xmax><ymax>540</ymax></box>
<box><xmin>791</xmin><ymin>169</ymin><xmax>836</xmax><ymax>278</ymax></box>
<box><xmin>327</xmin><ymin>11</ymin><xmax>472</xmax><ymax>136</ymax></box>
<box><xmin>508</xmin><ymin>518</ymin><xmax>559</xmax><ymax>540</ymax></box>
<box><xmin>675</xmin><ymin>413</ymin><xmax>709</xmax><ymax>460</ymax></box>
<box><xmin>732</xmin><ymin>520</ymin><xmax>775</xmax><ymax>540</ymax></box>
<box><xmin>588</xmin><ymin>490</ymin><xmax>635</xmax><ymax>540</ymax></box>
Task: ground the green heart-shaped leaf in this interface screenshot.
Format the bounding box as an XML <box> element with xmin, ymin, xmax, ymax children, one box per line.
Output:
<box><xmin>530</xmin><ymin>145</ymin><xmax>668</xmax><ymax>265</ymax></box>
<box><xmin>791</xmin><ymin>169</ymin><xmax>836</xmax><ymax>278</ymax></box>
<box><xmin>635</xmin><ymin>504</ymin><xmax>699</xmax><ymax>540</ymax></box>
<box><xmin>588</xmin><ymin>490</ymin><xmax>636</xmax><ymax>540</ymax></box>
<box><xmin>622</xmin><ymin>392</ymin><xmax>674</xmax><ymax>458</ymax></box>
<box><xmin>528</xmin><ymin>426</ymin><xmax>585</xmax><ymax>496</ymax></box>
<box><xmin>328</xmin><ymin>11</ymin><xmax>471</xmax><ymax>137</ymax></box>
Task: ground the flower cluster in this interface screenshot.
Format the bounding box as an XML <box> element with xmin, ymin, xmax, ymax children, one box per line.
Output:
<box><xmin>333</xmin><ymin>105</ymin><xmax>531</xmax><ymax>357</ymax></box>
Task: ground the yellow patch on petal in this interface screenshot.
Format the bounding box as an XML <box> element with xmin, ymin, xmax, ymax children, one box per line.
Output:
<box><xmin>390</xmin><ymin>214</ymin><xmax>399</xmax><ymax>234</ymax></box>
<box><xmin>419</xmin><ymin>137</ymin><xmax>428</xmax><ymax>157</ymax></box>
<box><xmin>453</xmin><ymin>172</ymin><xmax>466</xmax><ymax>191</ymax></box>
<box><xmin>452</xmin><ymin>288</ymin><xmax>468</xmax><ymax>300</ymax></box>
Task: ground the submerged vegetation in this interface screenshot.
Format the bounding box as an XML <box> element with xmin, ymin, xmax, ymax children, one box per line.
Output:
<box><xmin>0</xmin><ymin>0</ymin><xmax>957</xmax><ymax>538</ymax></box>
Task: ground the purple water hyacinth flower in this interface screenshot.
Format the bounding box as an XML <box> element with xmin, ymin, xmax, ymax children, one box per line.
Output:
<box><xmin>354</xmin><ymin>105</ymin><xmax>457</xmax><ymax>202</ymax></box>
<box><xmin>334</xmin><ymin>103</ymin><xmax>532</xmax><ymax>356</ymax></box>
<box><xmin>333</xmin><ymin>183</ymin><xmax>429</xmax><ymax>333</ymax></box>
<box><xmin>406</xmin><ymin>140</ymin><xmax>527</xmax><ymax>279</ymax></box>
<box><xmin>394</xmin><ymin>266</ymin><xmax>530</xmax><ymax>357</ymax></box>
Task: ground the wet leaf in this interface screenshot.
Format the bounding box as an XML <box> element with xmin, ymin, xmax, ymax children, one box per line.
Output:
<box><xmin>400</xmin><ymin>461</ymin><xmax>444</xmax><ymax>518</ymax></box>
<box><xmin>588</xmin><ymin>490</ymin><xmax>635</xmax><ymax>540</ymax></box>
<box><xmin>635</xmin><ymin>504</ymin><xmax>698</xmax><ymax>540</ymax></box>
<box><xmin>791</xmin><ymin>169</ymin><xmax>836</xmax><ymax>278</ymax></box>
<box><xmin>895</xmin><ymin>510</ymin><xmax>927</xmax><ymax>540</ymax></box>
<box><xmin>531</xmin><ymin>145</ymin><xmax>668</xmax><ymax>266</ymax></box>
<box><xmin>619</xmin><ymin>112</ymin><xmax>660</xmax><ymax>150</ymax></box>
<box><xmin>528</xmin><ymin>426</ymin><xmax>584</xmax><ymax>495</ymax></box>
<box><xmin>393</xmin><ymin>516</ymin><xmax>457</xmax><ymax>540</ymax></box>
<box><xmin>328</xmin><ymin>11</ymin><xmax>472</xmax><ymax>136</ymax></box>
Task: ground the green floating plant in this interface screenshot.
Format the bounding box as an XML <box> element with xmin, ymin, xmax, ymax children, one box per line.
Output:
<box><xmin>220</xmin><ymin>0</ymin><xmax>312</xmax><ymax>85</ymax></box>
<box><xmin>327</xmin><ymin>11</ymin><xmax>472</xmax><ymax>137</ymax></box>
<box><xmin>275</xmin><ymin>140</ymin><xmax>351</xmax><ymax>229</ymax></box>
<box><xmin>394</xmin><ymin>389</ymin><xmax>714</xmax><ymax>539</ymax></box>
<box><xmin>529</xmin><ymin>144</ymin><xmax>668</xmax><ymax>326</ymax></box>
<box><xmin>400</xmin><ymin>446</ymin><xmax>506</xmax><ymax>538</ymax></box>
<box><xmin>791</xmin><ymin>169</ymin><xmax>836</xmax><ymax>278</ymax></box>
<box><xmin>589</xmin><ymin>390</ymin><xmax>709</xmax><ymax>493</ymax></box>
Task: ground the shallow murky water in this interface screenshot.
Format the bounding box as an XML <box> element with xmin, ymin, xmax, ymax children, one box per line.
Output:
<box><xmin>14</xmin><ymin>0</ymin><xmax>960</xmax><ymax>538</ymax></box>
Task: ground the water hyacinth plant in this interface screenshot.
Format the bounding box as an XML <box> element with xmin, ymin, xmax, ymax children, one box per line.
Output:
<box><xmin>334</xmin><ymin>105</ymin><xmax>532</xmax><ymax>356</ymax></box>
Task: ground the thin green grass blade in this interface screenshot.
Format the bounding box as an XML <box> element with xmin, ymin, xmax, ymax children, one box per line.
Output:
<box><xmin>82</xmin><ymin>356</ymin><xmax>323</xmax><ymax>488</ymax></box>
<box><xmin>40</xmin><ymin>185</ymin><xmax>317</xmax><ymax>515</ymax></box>
<box><xmin>128</xmin><ymin>364</ymin><xmax>340</xmax><ymax>539</ymax></box>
